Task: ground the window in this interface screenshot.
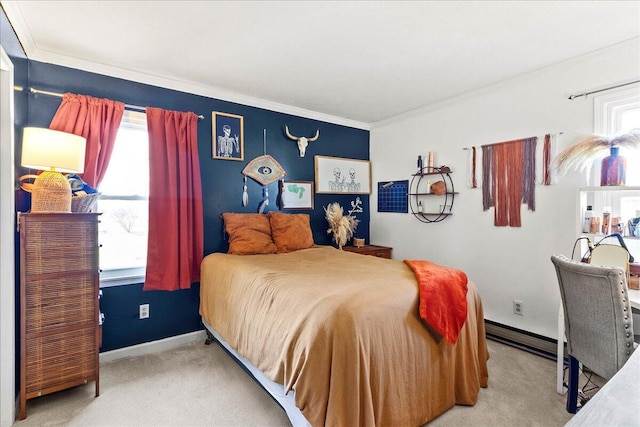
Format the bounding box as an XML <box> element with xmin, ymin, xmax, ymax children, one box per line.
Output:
<box><xmin>97</xmin><ymin>110</ymin><xmax>149</xmax><ymax>286</ymax></box>
<box><xmin>591</xmin><ymin>84</ymin><xmax>640</xmax><ymax>259</ymax></box>
<box><xmin>618</xmin><ymin>106</ymin><xmax>640</xmax><ymax>186</ymax></box>
<box><xmin>594</xmin><ymin>83</ymin><xmax>640</xmax><ymax>186</ymax></box>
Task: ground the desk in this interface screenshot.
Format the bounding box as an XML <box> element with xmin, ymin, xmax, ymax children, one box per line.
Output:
<box><xmin>564</xmin><ymin>342</ymin><xmax>640</xmax><ymax>426</ymax></box>
<box><xmin>630</xmin><ymin>288</ymin><xmax>640</xmax><ymax>311</ymax></box>
<box><xmin>556</xmin><ymin>286</ymin><xmax>640</xmax><ymax>394</ymax></box>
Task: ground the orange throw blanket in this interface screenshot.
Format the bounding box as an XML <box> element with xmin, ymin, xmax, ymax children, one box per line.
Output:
<box><xmin>404</xmin><ymin>259</ymin><xmax>469</xmax><ymax>344</ymax></box>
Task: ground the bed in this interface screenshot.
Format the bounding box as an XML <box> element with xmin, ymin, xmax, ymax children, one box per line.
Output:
<box><xmin>199</xmin><ymin>212</ymin><xmax>489</xmax><ymax>427</ymax></box>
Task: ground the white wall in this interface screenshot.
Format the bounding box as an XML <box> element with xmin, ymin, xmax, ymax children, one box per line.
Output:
<box><xmin>370</xmin><ymin>38</ymin><xmax>640</xmax><ymax>340</ymax></box>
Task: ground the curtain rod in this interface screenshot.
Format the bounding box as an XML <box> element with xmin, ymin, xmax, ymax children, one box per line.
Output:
<box><xmin>568</xmin><ymin>79</ymin><xmax>640</xmax><ymax>100</ymax></box>
<box><xmin>462</xmin><ymin>132</ymin><xmax>563</xmax><ymax>150</ymax></box>
<box><xmin>16</xmin><ymin>86</ymin><xmax>205</xmax><ymax>120</ymax></box>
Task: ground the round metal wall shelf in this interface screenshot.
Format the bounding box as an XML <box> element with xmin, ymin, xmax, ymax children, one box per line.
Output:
<box><xmin>409</xmin><ymin>166</ymin><xmax>456</xmax><ymax>223</ymax></box>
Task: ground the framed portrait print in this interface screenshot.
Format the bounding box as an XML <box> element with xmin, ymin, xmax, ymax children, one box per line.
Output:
<box><xmin>212</xmin><ymin>111</ymin><xmax>244</xmax><ymax>160</ymax></box>
<box><xmin>280</xmin><ymin>180</ymin><xmax>314</xmax><ymax>210</ymax></box>
<box><xmin>314</xmin><ymin>155</ymin><xmax>371</xmax><ymax>194</ymax></box>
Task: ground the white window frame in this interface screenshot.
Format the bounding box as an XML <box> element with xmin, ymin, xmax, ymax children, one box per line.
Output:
<box><xmin>594</xmin><ymin>82</ymin><xmax>640</xmax><ymax>135</ymax></box>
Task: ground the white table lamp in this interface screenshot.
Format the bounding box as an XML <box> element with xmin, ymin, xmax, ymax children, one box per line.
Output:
<box><xmin>21</xmin><ymin>127</ymin><xmax>86</xmax><ymax>212</ymax></box>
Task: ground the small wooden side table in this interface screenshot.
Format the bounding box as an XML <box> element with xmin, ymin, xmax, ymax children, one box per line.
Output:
<box><xmin>343</xmin><ymin>244</ymin><xmax>392</xmax><ymax>259</ymax></box>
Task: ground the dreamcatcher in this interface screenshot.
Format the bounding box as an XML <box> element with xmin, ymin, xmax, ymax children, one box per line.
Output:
<box><xmin>241</xmin><ymin>129</ymin><xmax>286</xmax><ymax>213</ymax></box>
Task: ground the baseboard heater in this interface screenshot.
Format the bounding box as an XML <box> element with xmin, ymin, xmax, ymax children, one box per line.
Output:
<box><xmin>485</xmin><ymin>320</ymin><xmax>562</xmax><ymax>361</ymax></box>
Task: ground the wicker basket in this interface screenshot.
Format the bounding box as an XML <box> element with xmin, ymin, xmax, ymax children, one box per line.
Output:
<box><xmin>71</xmin><ymin>193</ymin><xmax>100</xmax><ymax>213</ymax></box>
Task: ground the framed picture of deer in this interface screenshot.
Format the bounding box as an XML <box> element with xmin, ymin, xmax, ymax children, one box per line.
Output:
<box><xmin>314</xmin><ymin>155</ymin><xmax>371</xmax><ymax>194</ymax></box>
<box><xmin>280</xmin><ymin>180</ymin><xmax>314</xmax><ymax>210</ymax></box>
<box><xmin>213</xmin><ymin>111</ymin><xmax>244</xmax><ymax>160</ymax></box>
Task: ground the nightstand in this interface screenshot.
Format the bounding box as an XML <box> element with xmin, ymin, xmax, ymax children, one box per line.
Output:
<box><xmin>343</xmin><ymin>244</ymin><xmax>392</xmax><ymax>259</ymax></box>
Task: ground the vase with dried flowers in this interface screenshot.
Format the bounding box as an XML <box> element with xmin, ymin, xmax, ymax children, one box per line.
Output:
<box><xmin>552</xmin><ymin>129</ymin><xmax>639</xmax><ymax>185</ymax></box>
<box><xmin>324</xmin><ymin>197</ymin><xmax>362</xmax><ymax>249</ymax></box>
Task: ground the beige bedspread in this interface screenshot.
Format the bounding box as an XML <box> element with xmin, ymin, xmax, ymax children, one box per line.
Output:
<box><xmin>200</xmin><ymin>246</ymin><xmax>488</xmax><ymax>427</ymax></box>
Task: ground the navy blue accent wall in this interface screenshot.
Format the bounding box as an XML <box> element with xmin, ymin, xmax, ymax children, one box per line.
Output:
<box><xmin>9</xmin><ymin>58</ymin><xmax>370</xmax><ymax>352</ymax></box>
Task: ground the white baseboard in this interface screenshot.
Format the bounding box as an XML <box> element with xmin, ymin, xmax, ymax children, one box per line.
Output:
<box><xmin>99</xmin><ymin>330</ymin><xmax>207</xmax><ymax>364</ymax></box>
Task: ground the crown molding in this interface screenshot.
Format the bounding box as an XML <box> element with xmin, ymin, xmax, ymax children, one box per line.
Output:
<box><xmin>372</xmin><ymin>37</ymin><xmax>640</xmax><ymax>129</ymax></box>
<box><xmin>33</xmin><ymin>50</ymin><xmax>370</xmax><ymax>130</ymax></box>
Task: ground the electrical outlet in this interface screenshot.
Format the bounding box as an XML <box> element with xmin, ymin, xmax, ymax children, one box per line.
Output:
<box><xmin>139</xmin><ymin>303</ymin><xmax>149</xmax><ymax>319</ymax></box>
<box><xmin>513</xmin><ymin>300</ymin><xmax>523</xmax><ymax>315</ymax></box>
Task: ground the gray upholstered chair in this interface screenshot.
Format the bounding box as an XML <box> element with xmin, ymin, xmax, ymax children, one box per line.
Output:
<box><xmin>551</xmin><ymin>254</ymin><xmax>636</xmax><ymax>414</ymax></box>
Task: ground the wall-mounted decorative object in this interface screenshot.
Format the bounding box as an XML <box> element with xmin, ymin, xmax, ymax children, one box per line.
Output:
<box><xmin>377</xmin><ymin>180</ymin><xmax>408</xmax><ymax>213</ymax></box>
<box><xmin>242</xmin><ymin>155</ymin><xmax>286</xmax><ymax>213</ymax></box>
<box><xmin>284</xmin><ymin>125</ymin><xmax>320</xmax><ymax>157</ymax></box>
<box><xmin>540</xmin><ymin>134</ymin><xmax>554</xmax><ymax>186</ymax></box>
<box><xmin>314</xmin><ymin>155</ymin><xmax>371</xmax><ymax>194</ymax></box>
<box><xmin>280</xmin><ymin>180</ymin><xmax>314</xmax><ymax>210</ymax></box>
<box><xmin>409</xmin><ymin>167</ymin><xmax>456</xmax><ymax>223</ymax></box>
<box><xmin>482</xmin><ymin>137</ymin><xmax>536</xmax><ymax>227</ymax></box>
<box><xmin>552</xmin><ymin>129</ymin><xmax>639</xmax><ymax>184</ymax></box>
<box><xmin>242</xmin><ymin>129</ymin><xmax>286</xmax><ymax>212</ymax></box>
<box><xmin>348</xmin><ymin>196</ymin><xmax>364</xmax><ymax>217</ymax></box>
<box><xmin>465</xmin><ymin>133</ymin><xmax>558</xmax><ymax>190</ymax></box>
<box><xmin>212</xmin><ymin>111</ymin><xmax>244</xmax><ymax>160</ymax></box>
<box><xmin>243</xmin><ymin>155</ymin><xmax>286</xmax><ymax>186</ymax></box>
<box><xmin>464</xmin><ymin>147</ymin><xmax>479</xmax><ymax>189</ymax></box>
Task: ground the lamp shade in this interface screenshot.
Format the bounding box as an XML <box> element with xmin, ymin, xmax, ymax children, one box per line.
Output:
<box><xmin>21</xmin><ymin>127</ymin><xmax>86</xmax><ymax>173</ymax></box>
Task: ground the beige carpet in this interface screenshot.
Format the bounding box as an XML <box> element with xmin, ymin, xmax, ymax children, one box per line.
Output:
<box><xmin>14</xmin><ymin>338</ymin><xmax>578</xmax><ymax>427</ymax></box>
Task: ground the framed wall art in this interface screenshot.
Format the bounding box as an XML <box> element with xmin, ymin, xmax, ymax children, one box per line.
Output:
<box><xmin>314</xmin><ymin>155</ymin><xmax>371</xmax><ymax>194</ymax></box>
<box><xmin>212</xmin><ymin>111</ymin><xmax>244</xmax><ymax>160</ymax></box>
<box><xmin>280</xmin><ymin>180</ymin><xmax>314</xmax><ymax>210</ymax></box>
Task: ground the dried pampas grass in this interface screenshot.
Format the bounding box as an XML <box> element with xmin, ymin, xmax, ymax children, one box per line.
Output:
<box><xmin>325</xmin><ymin>202</ymin><xmax>359</xmax><ymax>249</ymax></box>
<box><xmin>553</xmin><ymin>129</ymin><xmax>640</xmax><ymax>179</ymax></box>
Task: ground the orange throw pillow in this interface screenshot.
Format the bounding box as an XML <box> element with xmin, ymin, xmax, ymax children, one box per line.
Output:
<box><xmin>222</xmin><ymin>213</ymin><xmax>278</xmax><ymax>255</ymax></box>
<box><xmin>268</xmin><ymin>212</ymin><xmax>314</xmax><ymax>253</ymax></box>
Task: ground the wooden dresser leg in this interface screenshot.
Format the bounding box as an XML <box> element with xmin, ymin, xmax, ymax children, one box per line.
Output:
<box><xmin>19</xmin><ymin>393</ymin><xmax>26</xmax><ymax>420</ymax></box>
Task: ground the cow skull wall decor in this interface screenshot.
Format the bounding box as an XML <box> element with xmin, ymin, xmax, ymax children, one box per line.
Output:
<box><xmin>284</xmin><ymin>125</ymin><xmax>320</xmax><ymax>157</ymax></box>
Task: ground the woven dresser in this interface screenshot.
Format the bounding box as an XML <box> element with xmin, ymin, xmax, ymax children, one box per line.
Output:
<box><xmin>19</xmin><ymin>213</ymin><xmax>101</xmax><ymax>419</ymax></box>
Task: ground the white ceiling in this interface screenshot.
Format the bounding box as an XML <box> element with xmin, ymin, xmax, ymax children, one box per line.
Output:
<box><xmin>3</xmin><ymin>1</ymin><xmax>640</xmax><ymax>128</ymax></box>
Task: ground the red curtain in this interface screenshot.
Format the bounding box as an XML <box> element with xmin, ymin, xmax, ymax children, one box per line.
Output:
<box><xmin>144</xmin><ymin>107</ymin><xmax>203</xmax><ymax>291</ymax></box>
<box><xmin>49</xmin><ymin>93</ymin><xmax>124</xmax><ymax>188</ymax></box>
